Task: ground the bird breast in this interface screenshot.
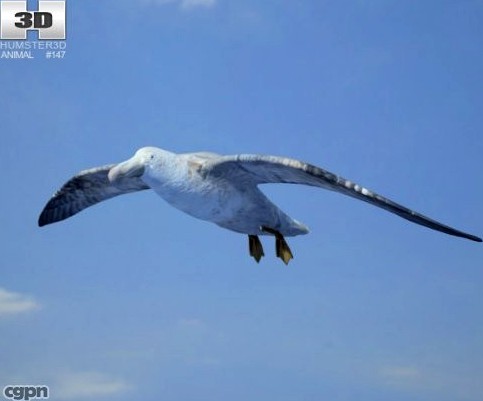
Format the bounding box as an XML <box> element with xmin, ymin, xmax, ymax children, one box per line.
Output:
<box><xmin>144</xmin><ymin>166</ymin><xmax>244</xmax><ymax>223</ymax></box>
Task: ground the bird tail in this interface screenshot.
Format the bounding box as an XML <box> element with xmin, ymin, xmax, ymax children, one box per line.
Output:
<box><xmin>289</xmin><ymin>219</ymin><xmax>310</xmax><ymax>236</ymax></box>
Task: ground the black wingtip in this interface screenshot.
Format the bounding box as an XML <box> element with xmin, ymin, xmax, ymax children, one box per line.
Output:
<box><xmin>38</xmin><ymin>207</ymin><xmax>56</xmax><ymax>227</ymax></box>
<box><xmin>448</xmin><ymin>231</ymin><xmax>481</xmax><ymax>243</ymax></box>
<box><xmin>460</xmin><ymin>232</ymin><xmax>482</xmax><ymax>242</ymax></box>
<box><xmin>38</xmin><ymin>213</ymin><xmax>48</xmax><ymax>227</ymax></box>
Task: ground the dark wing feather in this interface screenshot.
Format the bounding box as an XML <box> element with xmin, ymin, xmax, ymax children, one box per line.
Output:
<box><xmin>38</xmin><ymin>164</ymin><xmax>149</xmax><ymax>227</ymax></box>
<box><xmin>205</xmin><ymin>155</ymin><xmax>482</xmax><ymax>242</ymax></box>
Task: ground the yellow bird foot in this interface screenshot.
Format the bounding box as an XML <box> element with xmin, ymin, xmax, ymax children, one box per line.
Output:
<box><xmin>260</xmin><ymin>226</ymin><xmax>294</xmax><ymax>265</ymax></box>
<box><xmin>248</xmin><ymin>235</ymin><xmax>265</xmax><ymax>263</ymax></box>
<box><xmin>276</xmin><ymin>235</ymin><xmax>294</xmax><ymax>265</ymax></box>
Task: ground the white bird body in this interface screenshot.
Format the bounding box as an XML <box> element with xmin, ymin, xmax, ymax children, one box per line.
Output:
<box><xmin>38</xmin><ymin>146</ymin><xmax>481</xmax><ymax>264</ymax></box>
<box><xmin>140</xmin><ymin>149</ymin><xmax>308</xmax><ymax>236</ymax></box>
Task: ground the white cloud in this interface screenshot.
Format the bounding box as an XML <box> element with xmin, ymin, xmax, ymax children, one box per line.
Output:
<box><xmin>144</xmin><ymin>0</ymin><xmax>175</xmax><ymax>5</ymax></box>
<box><xmin>377</xmin><ymin>363</ymin><xmax>483</xmax><ymax>400</ymax></box>
<box><xmin>142</xmin><ymin>0</ymin><xmax>216</xmax><ymax>10</ymax></box>
<box><xmin>379</xmin><ymin>365</ymin><xmax>422</xmax><ymax>381</ymax></box>
<box><xmin>180</xmin><ymin>0</ymin><xmax>215</xmax><ymax>10</ymax></box>
<box><xmin>56</xmin><ymin>372</ymin><xmax>130</xmax><ymax>400</ymax></box>
<box><xmin>0</xmin><ymin>288</ymin><xmax>40</xmax><ymax>316</ymax></box>
<box><xmin>178</xmin><ymin>317</ymin><xmax>204</xmax><ymax>327</ymax></box>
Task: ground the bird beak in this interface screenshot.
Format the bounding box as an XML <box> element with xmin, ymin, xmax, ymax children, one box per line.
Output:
<box><xmin>108</xmin><ymin>157</ymin><xmax>145</xmax><ymax>183</ymax></box>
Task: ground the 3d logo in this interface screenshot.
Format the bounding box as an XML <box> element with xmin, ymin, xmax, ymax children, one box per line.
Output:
<box><xmin>0</xmin><ymin>0</ymin><xmax>65</xmax><ymax>40</ymax></box>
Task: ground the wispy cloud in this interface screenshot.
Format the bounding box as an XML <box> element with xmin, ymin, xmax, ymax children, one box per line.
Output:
<box><xmin>377</xmin><ymin>363</ymin><xmax>483</xmax><ymax>400</ymax></box>
<box><xmin>142</xmin><ymin>0</ymin><xmax>216</xmax><ymax>10</ymax></box>
<box><xmin>379</xmin><ymin>365</ymin><xmax>422</xmax><ymax>382</ymax></box>
<box><xmin>0</xmin><ymin>288</ymin><xmax>40</xmax><ymax>316</ymax></box>
<box><xmin>178</xmin><ymin>317</ymin><xmax>204</xmax><ymax>327</ymax></box>
<box><xmin>56</xmin><ymin>371</ymin><xmax>130</xmax><ymax>400</ymax></box>
<box><xmin>180</xmin><ymin>0</ymin><xmax>215</xmax><ymax>10</ymax></box>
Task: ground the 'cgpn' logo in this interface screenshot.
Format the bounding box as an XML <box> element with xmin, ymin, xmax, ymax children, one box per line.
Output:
<box><xmin>0</xmin><ymin>0</ymin><xmax>65</xmax><ymax>40</ymax></box>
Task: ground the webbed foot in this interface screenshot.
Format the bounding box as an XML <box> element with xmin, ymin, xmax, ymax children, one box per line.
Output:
<box><xmin>248</xmin><ymin>235</ymin><xmax>265</xmax><ymax>263</ymax></box>
<box><xmin>260</xmin><ymin>226</ymin><xmax>294</xmax><ymax>265</ymax></box>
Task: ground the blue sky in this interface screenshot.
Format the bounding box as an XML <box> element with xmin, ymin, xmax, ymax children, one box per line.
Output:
<box><xmin>1</xmin><ymin>0</ymin><xmax>483</xmax><ymax>400</ymax></box>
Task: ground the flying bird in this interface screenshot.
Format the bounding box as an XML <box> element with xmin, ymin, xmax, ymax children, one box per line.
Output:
<box><xmin>38</xmin><ymin>147</ymin><xmax>481</xmax><ymax>264</ymax></box>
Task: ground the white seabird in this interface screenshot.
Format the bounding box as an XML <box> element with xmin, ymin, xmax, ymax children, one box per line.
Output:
<box><xmin>38</xmin><ymin>147</ymin><xmax>482</xmax><ymax>264</ymax></box>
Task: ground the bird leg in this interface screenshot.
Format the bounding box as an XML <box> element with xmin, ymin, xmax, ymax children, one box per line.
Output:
<box><xmin>248</xmin><ymin>235</ymin><xmax>265</xmax><ymax>263</ymax></box>
<box><xmin>260</xmin><ymin>226</ymin><xmax>294</xmax><ymax>265</ymax></box>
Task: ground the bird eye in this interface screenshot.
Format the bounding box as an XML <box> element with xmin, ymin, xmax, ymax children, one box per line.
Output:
<box><xmin>150</xmin><ymin>155</ymin><xmax>154</xmax><ymax>160</ymax></box>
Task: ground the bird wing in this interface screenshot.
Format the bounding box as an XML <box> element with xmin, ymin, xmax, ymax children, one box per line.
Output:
<box><xmin>38</xmin><ymin>164</ymin><xmax>149</xmax><ymax>227</ymax></box>
<box><xmin>205</xmin><ymin>154</ymin><xmax>482</xmax><ymax>242</ymax></box>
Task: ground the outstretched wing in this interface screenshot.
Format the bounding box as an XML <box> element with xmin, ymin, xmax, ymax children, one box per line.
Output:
<box><xmin>38</xmin><ymin>164</ymin><xmax>149</xmax><ymax>227</ymax></box>
<box><xmin>205</xmin><ymin>154</ymin><xmax>482</xmax><ymax>242</ymax></box>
